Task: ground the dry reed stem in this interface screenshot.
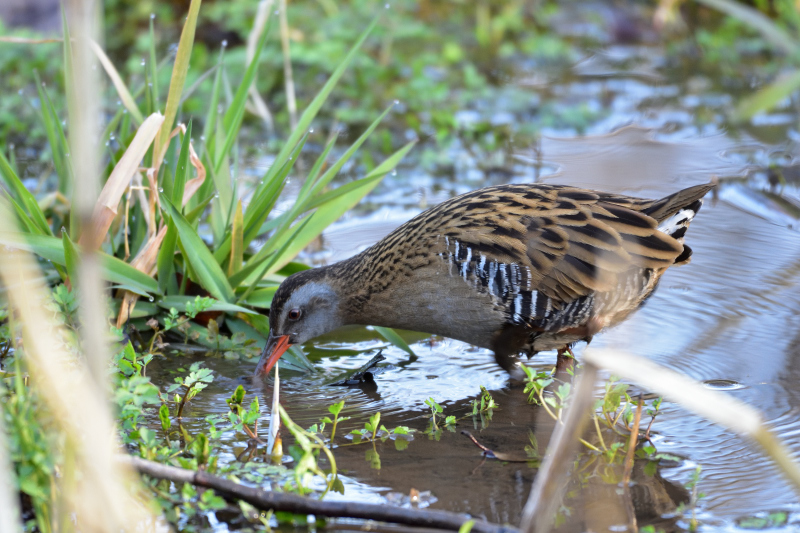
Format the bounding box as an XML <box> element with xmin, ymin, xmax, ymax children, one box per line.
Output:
<box><xmin>0</xmin><ymin>210</ymin><xmax>156</xmax><ymax>531</ymax></box>
<box><xmin>81</xmin><ymin>113</ymin><xmax>164</xmax><ymax>250</ymax></box>
<box><xmin>278</xmin><ymin>0</ymin><xmax>298</xmax><ymax>130</ymax></box>
<box><xmin>583</xmin><ymin>348</ymin><xmax>800</xmax><ymax>496</ymax></box>
<box><xmin>89</xmin><ymin>39</ymin><xmax>144</xmax><ymax>123</ymax></box>
<box><xmin>0</xmin><ymin>402</ymin><xmax>21</xmax><ymax>531</ymax></box>
<box><xmin>245</xmin><ymin>0</ymin><xmax>275</xmax><ymax>132</ymax></box>
<box><xmin>520</xmin><ymin>363</ymin><xmax>600</xmax><ymax>533</ymax></box>
<box><xmin>267</xmin><ymin>361</ymin><xmax>280</xmax><ymax>456</ymax></box>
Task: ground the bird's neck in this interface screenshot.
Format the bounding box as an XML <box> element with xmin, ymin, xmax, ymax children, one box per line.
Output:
<box><xmin>331</xmin><ymin>252</ymin><xmax>500</xmax><ymax>350</ymax></box>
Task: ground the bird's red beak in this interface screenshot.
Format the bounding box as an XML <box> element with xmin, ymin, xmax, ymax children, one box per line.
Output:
<box><xmin>254</xmin><ymin>333</ymin><xmax>292</xmax><ymax>376</ymax></box>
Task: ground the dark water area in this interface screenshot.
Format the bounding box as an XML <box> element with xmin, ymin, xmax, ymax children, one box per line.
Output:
<box><xmin>146</xmin><ymin>6</ymin><xmax>800</xmax><ymax>533</ymax></box>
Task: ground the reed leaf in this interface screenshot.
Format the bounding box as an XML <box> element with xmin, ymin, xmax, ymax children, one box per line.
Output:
<box><xmin>0</xmin><ymin>150</ymin><xmax>52</xmax><ymax>236</ymax></box>
<box><xmin>153</xmin><ymin>0</ymin><xmax>202</xmax><ymax>167</ymax></box>
<box><xmin>160</xmin><ymin>195</ymin><xmax>235</xmax><ymax>302</ymax></box>
<box><xmin>735</xmin><ymin>69</ymin><xmax>800</xmax><ymax>120</ymax></box>
<box><xmin>263</xmin><ymin>140</ymin><xmax>415</xmax><ymax>274</ymax></box>
<box><xmin>0</xmin><ymin>233</ymin><xmax>160</xmax><ymax>295</ymax></box>
<box><xmin>89</xmin><ymin>39</ymin><xmax>144</xmax><ymax>124</ymax></box>
<box><xmin>374</xmin><ymin>326</ymin><xmax>416</xmax><ymax>357</ymax></box>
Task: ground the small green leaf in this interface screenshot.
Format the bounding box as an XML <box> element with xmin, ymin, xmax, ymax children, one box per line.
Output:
<box><xmin>159</xmin><ymin>404</ymin><xmax>171</xmax><ymax>431</ymax></box>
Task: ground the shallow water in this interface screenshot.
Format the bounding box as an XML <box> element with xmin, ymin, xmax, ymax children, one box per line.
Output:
<box><xmin>150</xmin><ymin>10</ymin><xmax>800</xmax><ymax>532</ymax></box>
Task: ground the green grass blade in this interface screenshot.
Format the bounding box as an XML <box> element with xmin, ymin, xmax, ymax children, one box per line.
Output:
<box><xmin>0</xmin><ymin>233</ymin><xmax>160</xmax><ymax>295</ymax></box>
<box><xmin>301</xmin><ymin>174</ymin><xmax>383</xmax><ymax>212</ymax></box>
<box><xmin>160</xmin><ymin>194</ymin><xmax>235</xmax><ymax>302</ymax></box>
<box><xmin>213</xmin><ymin>15</ymin><xmax>271</xmax><ymax>174</ymax></box>
<box><xmin>152</xmin><ymin>0</ymin><xmax>202</xmax><ymax>166</ymax></box>
<box><xmin>263</xmin><ymin>140</ymin><xmax>415</xmax><ymax>274</ymax></box>
<box><xmin>238</xmin><ymin>286</ymin><xmax>277</xmax><ymax>308</ymax></box>
<box><xmin>374</xmin><ymin>326</ymin><xmax>416</xmax><ymax>357</ymax></box>
<box><xmin>296</xmin><ymin>135</ymin><xmax>337</xmax><ymax>202</ymax></box>
<box><xmin>149</xmin><ymin>16</ymin><xmax>160</xmax><ymax>109</ymax></box>
<box><xmin>61</xmin><ymin>231</ymin><xmax>80</xmax><ymax>287</ymax></box>
<box><xmin>34</xmin><ymin>72</ymin><xmax>71</xmax><ymax>195</ymax></box>
<box><xmin>237</xmin><ymin>217</ymin><xmax>312</xmax><ymax>304</ymax></box>
<box><xmin>5</xmin><ymin>195</ymin><xmax>40</xmax><ymax>234</ymax></box>
<box><xmin>185</xmin><ymin>194</ymin><xmax>215</xmax><ymax>224</ymax></box>
<box><xmin>202</xmin><ymin>49</ymin><xmax>225</xmax><ymax>157</ymax></box>
<box><xmin>305</xmin><ymin>104</ymin><xmax>394</xmax><ymax>201</ymax></box>
<box><xmin>172</xmin><ymin>120</ymin><xmax>193</xmax><ymax>205</ymax></box>
<box><xmin>0</xmin><ymin>150</ymin><xmax>52</xmax><ymax>236</ymax></box>
<box><xmin>212</xmin><ymin>140</ymin><xmax>301</xmax><ymax>265</ymax></box>
<box><xmin>157</xmin><ymin>296</ymin><xmax>254</xmax><ymax>315</ymax></box>
<box><xmin>696</xmin><ymin>0</ymin><xmax>800</xmax><ymax>55</ymax></box>
<box><xmin>228</xmin><ymin>249</ymin><xmax>275</xmax><ymax>289</ymax></box>
<box><xmin>229</xmin><ymin>200</ymin><xmax>244</xmax><ymax>276</ymax></box>
<box><xmin>735</xmin><ymin>69</ymin><xmax>800</xmax><ymax>120</ymax></box>
<box><xmin>156</xmin><ymin>222</ymin><xmax>179</xmax><ymax>295</ymax></box>
<box><xmin>90</xmin><ymin>39</ymin><xmax>144</xmax><ymax>124</ymax></box>
<box><xmin>243</xmin><ymin>17</ymin><xmax>378</xmax><ymax>223</ymax></box>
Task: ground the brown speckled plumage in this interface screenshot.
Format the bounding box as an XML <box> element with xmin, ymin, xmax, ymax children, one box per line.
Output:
<box><xmin>262</xmin><ymin>182</ymin><xmax>714</xmax><ymax>376</ymax></box>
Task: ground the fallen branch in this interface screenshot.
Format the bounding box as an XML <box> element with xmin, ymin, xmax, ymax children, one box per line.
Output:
<box><xmin>123</xmin><ymin>455</ymin><xmax>517</xmax><ymax>533</ymax></box>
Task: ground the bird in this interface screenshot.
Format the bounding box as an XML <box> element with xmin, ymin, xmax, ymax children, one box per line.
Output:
<box><xmin>254</xmin><ymin>182</ymin><xmax>714</xmax><ymax>379</ymax></box>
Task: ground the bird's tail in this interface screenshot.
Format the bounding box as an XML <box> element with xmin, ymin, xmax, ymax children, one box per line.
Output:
<box><xmin>645</xmin><ymin>182</ymin><xmax>715</xmax><ymax>264</ymax></box>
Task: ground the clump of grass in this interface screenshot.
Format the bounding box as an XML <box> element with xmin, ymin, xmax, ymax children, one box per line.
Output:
<box><xmin>0</xmin><ymin>1</ymin><xmax>415</xmax><ymax>528</ymax></box>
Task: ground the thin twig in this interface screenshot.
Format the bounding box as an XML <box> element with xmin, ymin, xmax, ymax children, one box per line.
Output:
<box><xmin>122</xmin><ymin>455</ymin><xmax>516</xmax><ymax>533</ymax></box>
<box><xmin>622</xmin><ymin>394</ymin><xmax>644</xmax><ymax>486</ymax></box>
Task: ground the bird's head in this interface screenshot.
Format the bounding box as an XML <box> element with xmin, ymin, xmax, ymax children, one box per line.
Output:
<box><xmin>254</xmin><ymin>268</ymin><xmax>343</xmax><ymax>376</ymax></box>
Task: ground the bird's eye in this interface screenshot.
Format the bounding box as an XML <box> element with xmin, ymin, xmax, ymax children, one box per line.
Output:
<box><xmin>287</xmin><ymin>308</ymin><xmax>303</xmax><ymax>321</ymax></box>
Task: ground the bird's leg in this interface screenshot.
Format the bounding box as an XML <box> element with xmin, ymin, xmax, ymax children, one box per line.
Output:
<box><xmin>555</xmin><ymin>346</ymin><xmax>575</xmax><ymax>375</ymax></box>
<box><xmin>494</xmin><ymin>351</ymin><xmax>526</xmax><ymax>382</ymax></box>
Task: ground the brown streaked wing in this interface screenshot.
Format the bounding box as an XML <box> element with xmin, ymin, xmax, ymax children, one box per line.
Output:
<box><xmin>419</xmin><ymin>185</ymin><xmax>683</xmax><ymax>308</ymax></box>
